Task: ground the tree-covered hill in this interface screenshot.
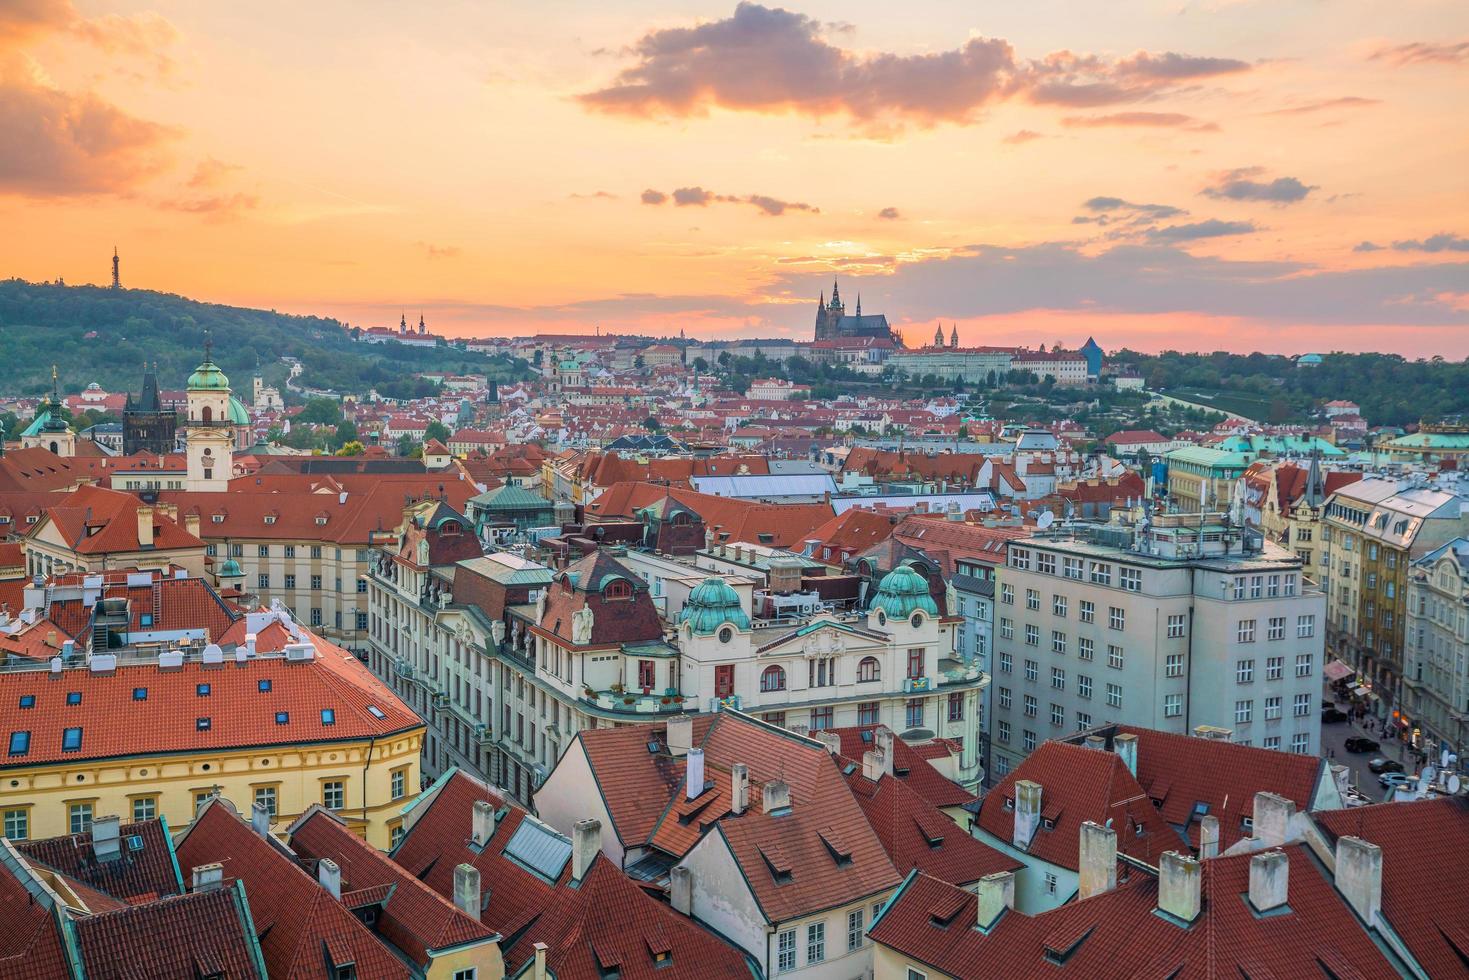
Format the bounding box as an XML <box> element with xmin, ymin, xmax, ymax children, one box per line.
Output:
<box><xmin>0</xmin><ymin>279</ymin><xmax>530</xmax><ymax>400</ymax></box>
<box><xmin>1107</xmin><ymin>349</ymin><xmax>1469</xmax><ymax>427</ymax></box>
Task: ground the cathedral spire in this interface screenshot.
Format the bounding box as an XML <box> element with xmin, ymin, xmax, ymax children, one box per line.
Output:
<box><xmin>934</xmin><ymin>324</ymin><xmax>944</xmax><ymax>347</ymax></box>
<box><xmin>855</xmin><ymin>293</ymin><xmax>861</xmax><ymax>317</ymax></box>
<box><xmin>950</xmin><ymin>323</ymin><xmax>959</xmax><ymax>348</ymax></box>
<box><xmin>830</xmin><ymin>278</ymin><xmax>841</xmax><ymax>310</ymax></box>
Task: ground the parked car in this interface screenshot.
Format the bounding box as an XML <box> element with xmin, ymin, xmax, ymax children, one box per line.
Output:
<box><xmin>1322</xmin><ymin>706</ymin><xmax>1349</xmax><ymax>723</ymax></box>
<box><xmin>1368</xmin><ymin>757</ymin><xmax>1405</xmax><ymax>775</ymax></box>
<box><xmin>1378</xmin><ymin>772</ymin><xmax>1414</xmax><ymax>791</ymax></box>
<box><xmin>1344</xmin><ymin>736</ymin><xmax>1380</xmax><ymax>753</ymax></box>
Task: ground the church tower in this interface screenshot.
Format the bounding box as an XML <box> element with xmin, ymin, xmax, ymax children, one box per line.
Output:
<box><xmin>184</xmin><ymin>339</ymin><xmax>233</xmax><ymax>492</ymax></box>
<box><xmin>22</xmin><ymin>367</ymin><xmax>76</xmax><ymax>457</ymax></box>
<box><xmin>934</xmin><ymin>324</ymin><xmax>944</xmax><ymax>348</ymax></box>
<box><xmin>950</xmin><ymin>324</ymin><xmax>959</xmax><ymax>348</ymax></box>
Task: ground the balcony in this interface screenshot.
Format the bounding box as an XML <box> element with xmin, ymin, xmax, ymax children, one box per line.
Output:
<box><xmin>474</xmin><ymin>723</ymin><xmax>494</xmax><ymax>746</ymax></box>
<box><xmin>584</xmin><ymin>689</ymin><xmax>690</xmax><ymax>715</ymax></box>
<box><xmin>903</xmin><ymin>676</ymin><xmax>932</xmax><ymax>694</ymax></box>
<box><xmin>393</xmin><ymin>658</ymin><xmax>414</xmax><ymax>678</ymax></box>
<box><xmin>710</xmin><ymin>694</ymin><xmax>742</xmax><ymax>713</ymax></box>
<box><xmin>940</xmin><ymin>661</ymin><xmax>985</xmax><ymax>685</ymax></box>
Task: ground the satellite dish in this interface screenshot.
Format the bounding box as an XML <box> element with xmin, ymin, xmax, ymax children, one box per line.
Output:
<box><xmin>1422</xmin><ymin>765</ymin><xmax>1437</xmax><ymax>786</ymax></box>
<box><xmin>1036</xmin><ymin>511</ymin><xmax>1055</xmax><ymax>530</ymax></box>
<box><xmin>1442</xmin><ymin>748</ymin><xmax>1453</xmax><ymax>769</ymax></box>
<box><xmin>1417</xmin><ymin>770</ymin><xmax>1431</xmax><ymax>793</ymax></box>
<box><xmin>1448</xmin><ymin>774</ymin><xmax>1462</xmax><ymax>795</ymax></box>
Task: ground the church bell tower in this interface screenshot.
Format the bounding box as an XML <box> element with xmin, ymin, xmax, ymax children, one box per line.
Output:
<box><xmin>184</xmin><ymin>338</ymin><xmax>234</xmax><ymax>492</ymax></box>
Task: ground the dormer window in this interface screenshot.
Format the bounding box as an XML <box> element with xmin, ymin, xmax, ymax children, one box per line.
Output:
<box><xmin>604</xmin><ymin>579</ymin><xmax>632</xmax><ymax>600</ymax></box>
<box><xmin>264</xmin><ymin>514</ymin><xmax>277</xmax><ymax>525</ymax></box>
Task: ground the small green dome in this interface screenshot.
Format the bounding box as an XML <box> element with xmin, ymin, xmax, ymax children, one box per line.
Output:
<box><xmin>227</xmin><ymin>395</ymin><xmax>250</xmax><ymax>425</ymax></box>
<box><xmin>188</xmin><ymin>357</ymin><xmax>230</xmax><ymax>391</ymax></box>
<box><xmin>217</xmin><ymin>557</ymin><xmax>243</xmax><ymax>579</ymax></box>
<box><xmin>679</xmin><ymin>577</ymin><xmax>750</xmax><ymax>635</ymax></box>
<box><xmin>873</xmin><ymin>565</ymin><xmax>939</xmax><ymax>619</ymax></box>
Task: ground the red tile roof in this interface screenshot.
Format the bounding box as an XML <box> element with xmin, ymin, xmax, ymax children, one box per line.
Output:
<box><xmin>828</xmin><ymin>726</ymin><xmax>974</xmax><ymax>809</ymax></box>
<box><xmin>845</xmin><ymin>771</ymin><xmax>1018</xmax><ymax>886</ymax></box>
<box><xmin>177</xmin><ymin>800</ymin><xmax>412</xmax><ymax>979</ymax></box>
<box><xmin>0</xmin><ymin>632</ymin><xmax>420</xmax><ymax>770</ymax></box>
<box><xmin>1112</xmin><ymin>725</ymin><xmax>1329</xmax><ymax>851</ymax></box>
<box><xmin>537</xmin><ymin>549</ymin><xmax>665</xmax><ymax>648</ymax></box>
<box><xmin>72</xmin><ymin>886</ymin><xmax>263</xmax><ymax>980</ymax></box>
<box><xmin>0</xmin><ymin>846</ymin><xmax>74</xmax><ymax>980</ymax></box>
<box><xmin>31</xmin><ymin>484</ymin><xmax>204</xmax><ymax>555</ymax></box>
<box><xmin>1315</xmin><ymin>796</ymin><xmax>1469</xmax><ymax>978</ymax></box>
<box><xmin>870</xmin><ymin>845</ymin><xmax>1398</xmax><ymax>978</ymax></box>
<box><xmin>588</xmin><ymin>482</ymin><xmax>833</xmax><ymax>548</ymax></box>
<box><xmin>976</xmin><ymin>741</ymin><xmax>1178</xmax><ymax>871</ymax></box>
<box><xmin>287</xmin><ymin>807</ymin><xmax>496</xmax><ymax>966</ymax></box>
<box><xmin>17</xmin><ymin>818</ymin><xmax>181</xmax><ymax>905</ymax></box>
<box><xmin>391</xmin><ymin>770</ymin><xmax>754</xmax><ymax>980</ymax></box>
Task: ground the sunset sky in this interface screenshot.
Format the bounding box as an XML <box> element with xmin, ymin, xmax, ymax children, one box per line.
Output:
<box><xmin>2</xmin><ymin>1</ymin><xmax>1467</xmax><ymax>355</ymax></box>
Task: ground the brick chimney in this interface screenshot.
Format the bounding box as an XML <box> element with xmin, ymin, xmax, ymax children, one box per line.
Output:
<box><xmin>1012</xmin><ymin>780</ymin><xmax>1042</xmax><ymax>849</ymax></box>
<box><xmin>1112</xmin><ymin>732</ymin><xmax>1138</xmax><ymax>775</ymax></box>
<box><xmin>1335</xmin><ymin>836</ymin><xmax>1382</xmax><ymax>927</ymax></box>
<box><xmin>1157</xmin><ymin>852</ymin><xmax>1201</xmax><ymax>923</ymax></box>
<box><xmin>976</xmin><ymin>870</ymin><xmax>1015</xmax><ymax>930</ymax></box>
<box><xmin>1078</xmin><ymin>820</ymin><xmax>1117</xmax><ymax>899</ymax></box>
<box><xmin>762</xmin><ymin>779</ymin><xmax>791</xmax><ymax>814</ymax></box>
<box><xmin>1198</xmin><ymin>814</ymin><xmax>1220</xmax><ymax>859</ymax></box>
<box><xmin>670</xmin><ymin>864</ymin><xmax>693</xmax><ymax>916</ymax></box>
<box><xmin>730</xmin><ymin>763</ymin><xmax>749</xmax><ymax>816</ymax></box>
<box><xmin>453</xmin><ymin>862</ymin><xmax>481</xmax><ymax>916</ymax></box>
<box><xmin>873</xmin><ymin>727</ymin><xmax>895</xmax><ymax>776</ymax></box>
<box><xmin>1253</xmin><ymin>792</ymin><xmax>1295</xmax><ymax>847</ymax></box>
<box><xmin>251</xmin><ymin>802</ymin><xmax>271</xmax><ymax>837</ymax></box>
<box><xmin>532</xmin><ymin>942</ymin><xmax>549</xmax><ymax>980</ymax></box>
<box><xmin>136</xmin><ymin>505</ymin><xmax>154</xmax><ymax>547</ymax></box>
<box><xmin>862</xmin><ymin>750</ymin><xmax>885</xmax><ymax>781</ymax></box>
<box><xmin>472</xmin><ymin>800</ymin><xmax>495</xmax><ymax>846</ymax></box>
<box><xmin>572</xmin><ymin>818</ymin><xmax>601</xmax><ymax>882</ymax></box>
<box><xmin>814</xmin><ymin>731</ymin><xmax>841</xmax><ymax>755</ymax></box>
<box><xmin>317</xmin><ymin>857</ymin><xmax>341</xmax><ymax>899</ymax></box>
<box><xmin>184</xmin><ymin>512</ymin><xmax>201</xmax><ymax>539</ymax></box>
<box><xmin>667</xmin><ymin>714</ymin><xmax>693</xmax><ymax>758</ymax></box>
<box><xmin>191</xmin><ymin>862</ymin><xmax>224</xmax><ymax>892</ymax></box>
<box><xmin>1248</xmin><ymin>850</ymin><xmax>1289</xmax><ymax>913</ymax></box>
<box><xmin>92</xmin><ymin>814</ymin><xmax>121</xmax><ymax>864</ymax></box>
<box><xmin>685</xmin><ymin>748</ymin><xmax>705</xmax><ymax>800</ymax></box>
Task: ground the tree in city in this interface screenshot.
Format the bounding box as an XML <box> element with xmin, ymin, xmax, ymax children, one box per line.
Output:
<box><xmin>336</xmin><ymin>440</ymin><xmax>365</xmax><ymax>456</ymax></box>
<box><xmin>424</xmin><ymin>419</ymin><xmax>451</xmax><ymax>444</ymax></box>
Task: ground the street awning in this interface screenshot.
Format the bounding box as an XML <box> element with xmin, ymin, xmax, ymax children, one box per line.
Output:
<box><xmin>1324</xmin><ymin>659</ymin><xmax>1354</xmax><ymax>682</ymax></box>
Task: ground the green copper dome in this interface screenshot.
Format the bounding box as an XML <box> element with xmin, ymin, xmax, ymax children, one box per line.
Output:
<box><xmin>872</xmin><ymin>565</ymin><xmax>939</xmax><ymax>619</ymax></box>
<box><xmin>217</xmin><ymin>557</ymin><xmax>243</xmax><ymax>579</ymax></box>
<box><xmin>227</xmin><ymin>395</ymin><xmax>250</xmax><ymax>425</ymax></box>
<box><xmin>679</xmin><ymin>577</ymin><xmax>750</xmax><ymax>635</ymax></box>
<box><xmin>188</xmin><ymin>357</ymin><xmax>231</xmax><ymax>392</ymax></box>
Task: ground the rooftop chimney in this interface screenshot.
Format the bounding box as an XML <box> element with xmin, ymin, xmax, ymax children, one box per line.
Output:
<box><xmin>1012</xmin><ymin>780</ymin><xmax>1042</xmax><ymax>849</ymax></box>
<box><xmin>976</xmin><ymin>870</ymin><xmax>1015</xmax><ymax>930</ymax></box>
<box><xmin>251</xmin><ymin>802</ymin><xmax>271</xmax><ymax>837</ymax></box>
<box><xmin>873</xmin><ymin>728</ymin><xmax>895</xmax><ymax>776</ymax></box>
<box><xmin>572</xmin><ymin>818</ymin><xmax>601</xmax><ymax>881</ymax></box>
<box><xmin>685</xmin><ymin>748</ymin><xmax>706</xmax><ymax>800</ymax></box>
<box><xmin>1078</xmin><ymin>820</ymin><xmax>1117</xmax><ymax>899</ymax></box>
<box><xmin>92</xmin><ymin>815</ymin><xmax>121</xmax><ymax>863</ymax></box>
<box><xmin>1157</xmin><ymin>851</ymin><xmax>1201</xmax><ymax>924</ymax></box>
<box><xmin>1253</xmin><ymin>792</ymin><xmax>1295</xmax><ymax>847</ymax></box>
<box><xmin>318</xmin><ymin>857</ymin><xmax>341</xmax><ymax>899</ymax></box>
<box><xmin>862</xmin><ymin>750</ymin><xmax>885</xmax><ymax>781</ymax></box>
<box><xmin>814</xmin><ymin>731</ymin><xmax>841</xmax><ymax>755</ymax></box>
<box><xmin>1113</xmin><ymin>732</ymin><xmax>1138</xmax><ymax>775</ymax></box>
<box><xmin>1248</xmin><ymin>850</ymin><xmax>1289</xmax><ymax>913</ymax></box>
<box><xmin>730</xmin><ymin>763</ymin><xmax>749</xmax><ymax>816</ymax></box>
<box><xmin>762</xmin><ymin>779</ymin><xmax>791</xmax><ymax>815</ymax></box>
<box><xmin>184</xmin><ymin>512</ymin><xmax>201</xmax><ymax>538</ymax></box>
<box><xmin>192</xmin><ymin>862</ymin><xmax>224</xmax><ymax>892</ymax></box>
<box><xmin>532</xmin><ymin>942</ymin><xmax>549</xmax><ymax>980</ymax></box>
<box><xmin>670</xmin><ymin>864</ymin><xmax>693</xmax><ymax>916</ymax></box>
<box><xmin>453</xmin><ymin>862</ymin><xmax>481</xmax><ymax>916</ymax></box>
<box><xmin>667</xmin><ymin>714</ymin><xmax>693</xmax><ymax>758</ymax></box>
<box><xmin>136</xmin><ymin>505</ymin><xmax>154</xmax><ymax>548</ymax></box>
<box><xmin>472</xmin><ymin>800</ymin><xmax>495</xmax><ymax>846</ymax></box>
<box><xmin>1198</xmin><ymin>814</ymin><xmax>1220</xmax><ymax>859</ymax></box>
<box><xmin>1083</xmin><ymin>735</ymin><xmax>1106</xmax><ymax>750</ymax></box>
<box><xmin>1335</xmin><ymin>836</ymin><xmax>1382</xmax><ymax>927</ymax></box>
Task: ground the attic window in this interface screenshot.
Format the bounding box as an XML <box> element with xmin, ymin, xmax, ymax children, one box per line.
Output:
<box><xmin>197</xmin><ymin>683</ymin><xmax>211</xmax><ymax>697</ymax></box>
<box><xmin>321</xmin><ymin>709</ymin><xmax>337</xmax><ymax>726</ymax></box>
<box><xmin>66</xmin><ymin>692</ymin><xmax>82</xmax><ymax>706</ymax></box>
<box><xmin>18</xmin><ymin>695</ymin><xmax>35</xmax><ymax>709</ymax></box>
<box><xmin>132</xmin><ymin>688</ymin><xmax>148</xmax><ymax>701</ymax></box>
<box><xmin>367</xmin><ymin>705</ymin><xmax>386</xmax><ymax>720</ymax></box>
<box><xmin>757</xmin><ymin>533</ymin><xmax>774</xmax><ymax>544</ymax></box>
<box><xmin>62</xmin><ymin>727</ymin><xmax>82</xmax><ymax>752</ymax></box>
<box><xmin>7</xmin><ymin>731</ymin><xmax>30</xmax><ymax>756</ymax></box>
<box><xmin>258</xmin><ymin>679</ymin><xmax>272</xmax><ymax>692</ymax></box>
<box><xmin>760</xmin><ymin>843</ymin><xmax>795</xmax><ymax>884</ymax></box>
<box><xmin>264</xmin><ymin>514</ymin><xmax>277</xmax><ymax>525</ymax></box>
<box><xmin>212</xmin><ymin>514</ymin><xmax>225</xmax><ymax>523</ymax></box>
<box><xmin>316</xmin><ymin>516</ymin><xmax>328</xmax><ymax>525</ymax></box>
<box><xmin>927</xmin><ymin>891</ymin><xmax>967</xmax><ymax>927</ymax></box>
<box><xmin>818</xmin><ymin>827</ymin><xmax>853</xmax><ymax>867</ymax></box>
<box><xmin>196</xmin><ymin>717</ymin><xmax>211</xmax><ymax>731</ymax></box>
<box><xmin>275</xmin><ymin>712</ymin><xmax>289</xmax><ymax>725</ymax></box>
<box><xmin>604</xmin><ymin>579</ymin><xmax>632</xmax><ymax>600</ymax></box>
<box><xmin>140</xmin><ymin>613</ymin><xmax>153</xmax><ymax>627</ymax></box>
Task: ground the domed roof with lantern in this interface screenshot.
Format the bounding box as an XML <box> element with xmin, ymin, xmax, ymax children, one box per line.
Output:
<box><xmin>187</xmin><ymin>339</ymin><xmax>231</xmax><ymax>391</ymax></box>
<box><xmin>679</xmin><ymin>576</ymin><xmax>750</xmax><ymax>635</ymax></box>
<box><xmin>872</xmin><ymin>564</ymin><xmax>938</xmax><ymax>619</ymax></box>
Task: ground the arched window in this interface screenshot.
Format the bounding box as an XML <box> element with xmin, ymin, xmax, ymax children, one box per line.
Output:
<box><xmin>857</xmin><ymin>657</ymin><xmax>880</xmax><ymax>682</ymax></box>
<box><xmin>201</xmin><ymin>405</ymin><xmax>213</xmax><ymax>423</ymax></box>
<box><xmin>760</xmin><ymin>665</ymin><xmax>786</xmax><ymax>692</ymax></box>
<box><xmin>604</xmin><ymin>579</ymin><xmax>631</xmax><ymax>600</ymax></box>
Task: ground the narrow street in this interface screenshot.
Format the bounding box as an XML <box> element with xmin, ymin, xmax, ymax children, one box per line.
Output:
<box><xmin>1319</xmin><ymin>690</ymin><xmax>1417</xmax><ymax>802</ymax></box>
